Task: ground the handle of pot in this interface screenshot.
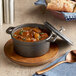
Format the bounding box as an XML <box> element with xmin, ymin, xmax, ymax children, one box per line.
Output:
<box><xmin>46</xmin><ymin>26</ymin><xmax>64</xmax><ymax>42</ymax></box>
<box><xmin>46</xmin><ymin>34</ymin><xmax>57</xmax><ymax>42</ymax></box>
<box><xmin>6</xmin><ymin>27</ymin><xmax>15</xmax><ymax>34</ymax></box>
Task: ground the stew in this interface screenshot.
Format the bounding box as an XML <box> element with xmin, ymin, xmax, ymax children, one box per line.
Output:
<box><xmin>13</xmin><ymin>27</ymin><xmax>49</xmax><ymax>42</ymax></box>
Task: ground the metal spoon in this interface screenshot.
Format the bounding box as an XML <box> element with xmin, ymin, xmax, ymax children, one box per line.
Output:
<box><xmin>36</xmin><ymin>50</ymin><xmax>76</xmax><ymax>75</ymax></box>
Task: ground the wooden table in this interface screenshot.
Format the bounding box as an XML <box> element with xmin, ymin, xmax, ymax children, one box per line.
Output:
<box><xmin>0</xmin><ymin>0</ymin><xmax>76</xmax><ymax>76</ymax></box>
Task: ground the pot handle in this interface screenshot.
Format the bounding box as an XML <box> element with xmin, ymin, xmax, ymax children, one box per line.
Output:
<box><xmin>6</xmin><ymin>27</ymin><xmax>15</xmax><ymax>34</ymax></box>
<box><xmin>46</xmin><ymin>26</ymin><xmax>64</xmax><ymax>42</ymax></box>
<box><xmin>46</xmin><ymin>34</ymin><xmax>57</xmax><ymax>42</ymax></box>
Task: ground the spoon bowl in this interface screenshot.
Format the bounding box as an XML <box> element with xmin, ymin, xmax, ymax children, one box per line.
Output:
<box><xmin>36</xmin><ymin>50</ymin><xmax>76</xmax><ymax>75</ymax></box>
<box><xmin>66</xmin><ymin>50</ymin><xmax>76</xmax><ymax>63</ymax></box>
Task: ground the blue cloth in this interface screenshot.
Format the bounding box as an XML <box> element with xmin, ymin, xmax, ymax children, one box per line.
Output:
<box><xmin>34</xmin><ymin>0</ymin><xmax>47</xmax><ymax>6</ymax></box>
<box><xmin>62</xmin><ymin>12</ymin><xmax>76</xmax><ymax>21</ymax></box>
<box><xmin>34</xmin><ymin>0</ymin><xmax>76</xmax><ymax>21</ymax></box>
<box><xmin>33</xmin><ymin>52</ymin><xmax>76</xmax><ymax>76</ymax></box>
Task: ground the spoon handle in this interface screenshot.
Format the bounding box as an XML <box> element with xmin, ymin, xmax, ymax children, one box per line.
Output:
<box><xmin>36</xmin><ymin>61</ymin><xmax>67</xmax><ymax>75</ymax></box>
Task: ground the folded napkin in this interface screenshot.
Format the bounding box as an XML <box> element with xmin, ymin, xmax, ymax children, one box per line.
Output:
<box><xmin>62</xmin><ymin>12</ymin><xmax>76</xmax><ymax>21</ymax></box>
<box><xmin>34</xmin><ymin>0</ymin><xmax>76</xmax><ymax>21</ymax></box>
<box><xmin>33</xmin><ymin>52</ymin><xmax>76</xmax><ymax>76</ymax></box>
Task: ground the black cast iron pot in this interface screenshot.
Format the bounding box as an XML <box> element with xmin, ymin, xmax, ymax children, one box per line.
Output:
<box><xmin>6</xmin><ymin>23</ymin><xmax>54</xmax><ymax>57</ymax></box>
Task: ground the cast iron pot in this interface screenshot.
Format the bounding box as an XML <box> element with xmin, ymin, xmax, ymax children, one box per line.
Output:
<box><xmin>6</xmin><ymin>23</ymin><xmax>53</xmax><ymax>57</ymax></box>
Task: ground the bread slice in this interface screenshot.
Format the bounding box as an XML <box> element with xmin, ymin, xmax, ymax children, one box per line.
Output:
<box><xmin>47</xmin><ymin>0</ymin><xmax>76</xmax><ymax>12</ymax></box>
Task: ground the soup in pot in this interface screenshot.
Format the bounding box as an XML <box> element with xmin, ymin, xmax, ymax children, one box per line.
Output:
<box><xmin>13</xmin><ymin>27</ymin><xmax>49</xmax><ymax>42</ymax></box>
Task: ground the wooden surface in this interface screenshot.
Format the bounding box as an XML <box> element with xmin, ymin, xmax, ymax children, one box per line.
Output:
<box><xmin>4</xmin><ymin>39</ymin><xmax>59</xmax><ymax>66</ymax></box>
<box><xmin>0</xmin><ymin>0</ymin><xmax>76</xmax><ymax>76</ymax></box>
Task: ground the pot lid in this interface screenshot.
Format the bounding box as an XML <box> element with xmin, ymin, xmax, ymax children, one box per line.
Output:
<box><xmin>44</xmin><ymin>22</ymin><xmax>73</xmax><ymax>45</ymax></box>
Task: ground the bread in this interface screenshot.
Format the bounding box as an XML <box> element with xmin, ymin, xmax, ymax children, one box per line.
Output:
<box><xmin>73</xmin><ymin>5</ymin><xmax>76</xmax><ymax>12</ymax></box>
<box><xmin>47</xmin><ymin>0</ymin><xmax>76</xmax><ymax>12</ymax></box>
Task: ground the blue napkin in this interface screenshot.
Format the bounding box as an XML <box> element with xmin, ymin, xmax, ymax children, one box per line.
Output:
<box><xmin>34</xmin><ymin>0</ymin><xmax>76</xmax><ymax>21</ymax></box>
<box><xmin>33</xmin><ymin>52</ymin><xmax>76</xmax><ymax>76</ymax></box>
<box><xmin>61</xmin><ymin>12</ymin><xmax>76</xmax><ymax>21</ymax></box>
<box><xmin>34</xmin><ymin>0</ymin><xmax>47</xmax><ymax>6</ymax></box>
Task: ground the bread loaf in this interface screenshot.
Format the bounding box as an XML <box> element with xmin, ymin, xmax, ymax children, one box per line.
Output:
<box><xmin>47</xmin><ymin>0</ymin><xmax>76</xmax><ymax>12</ymax></box>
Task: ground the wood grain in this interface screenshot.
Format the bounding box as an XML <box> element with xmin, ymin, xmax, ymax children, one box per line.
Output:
<box><xmin>4</xmin><ymin>39</ymin><xmax>59</xmax><ymax>66</ymax></box>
